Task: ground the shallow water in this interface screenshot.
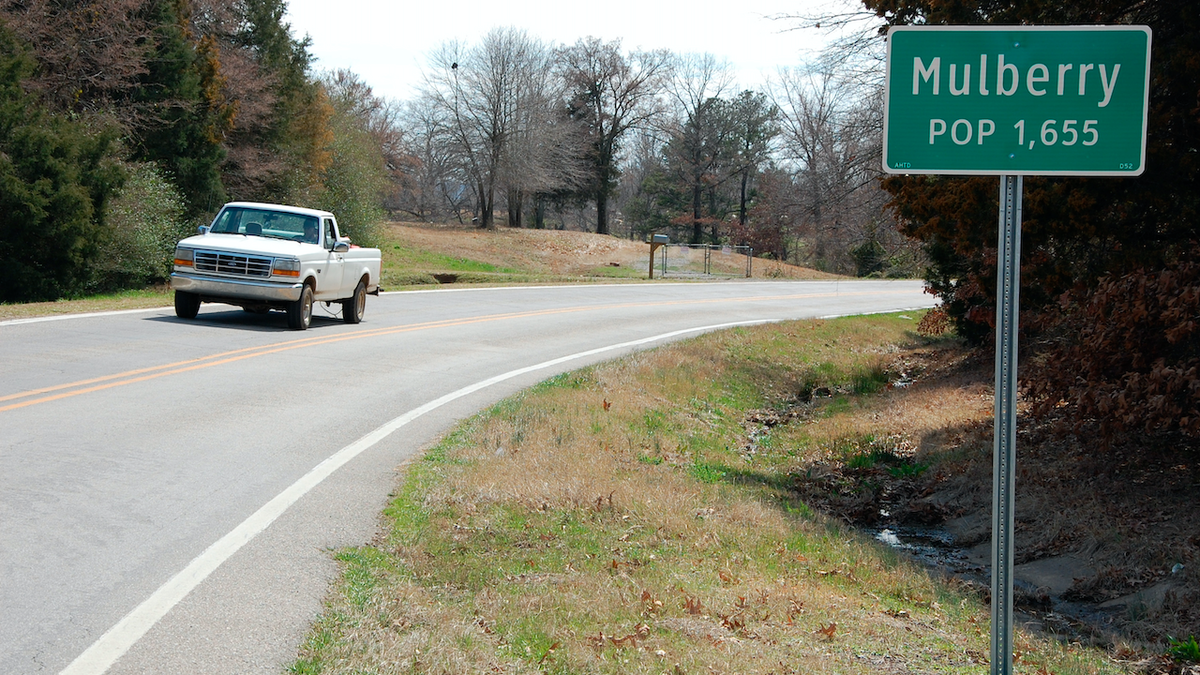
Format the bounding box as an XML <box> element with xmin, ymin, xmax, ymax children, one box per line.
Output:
<box><xmin>873</xmin><ymin>526</ymin><xmax>982</xmax><ymax>576</ymax></box>
<box><xmin>871</xmin><ymin>524</ymin><xmax>1125</xmax><ymax>644</ymax></box>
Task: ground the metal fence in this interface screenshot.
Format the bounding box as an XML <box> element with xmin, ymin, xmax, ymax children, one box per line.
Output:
<box><xmin>651</xmin><ymin>244</ymin><xmax>753</xmax><ymax>279</ymax></box>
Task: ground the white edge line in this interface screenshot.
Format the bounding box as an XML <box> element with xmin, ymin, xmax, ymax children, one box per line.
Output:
<box><xmin>0</xmin><ymin>307</ymin><xmax>169</xmax><ymax>327</ymax></box>
<box><xmin>0</xmin><ymin>303</ymin><xmax>234</xmax><ymax>327</ymax></box>
<box><xmin>59</xmin><ymin>304</ymin><xmax>939</xmax><ymax>673</ymax></box>
<box><xmin>58</xmin><ymin>318</ymin><xmax>773</xmax><ymax>675</ymax></box>
<box><xmin>3</xmin><ymin>279</ymin><xmax>925</xmax><ymax>327</ymax></box>
<box><xmin>379</xmin><ymin>279</ymin><xmax>830</xmax><ymax>295</ymax></box>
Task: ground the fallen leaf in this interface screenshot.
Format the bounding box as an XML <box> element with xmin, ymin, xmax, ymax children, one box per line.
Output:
<box><xmin>816</xmin><ymin>622</ymin><xmax>837</xmax><ymax>640</ymax></box>
<box><xmin>537</xmin><ymin>641</ymin><xmax>561</xmax><ymax>664</ymax></box>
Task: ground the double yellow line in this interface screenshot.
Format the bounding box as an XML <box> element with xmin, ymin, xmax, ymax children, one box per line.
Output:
<box><xmin>0</xmin><ymin>290</ymin><xmax>885</xmax><ymax>414</ymax></box>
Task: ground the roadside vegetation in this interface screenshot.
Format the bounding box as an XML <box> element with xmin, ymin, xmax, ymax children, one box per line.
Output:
<box><xmin>0</xmin><ymin>223</ymin><xmax>835</xmax><ymax>322</ymax></box>
<box><xmin>291</xmin><ymin>312</ymin><xmax>1161</xmax><ymax>675</ymax></box>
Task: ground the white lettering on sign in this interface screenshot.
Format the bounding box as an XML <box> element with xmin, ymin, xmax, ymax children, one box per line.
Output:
<box><xmin>1057</xmin><ymin>63</ymin><xmax>1073</xmax><ymax>95</ymax></box>
<box><xmin>978</xmin><ymin>119</ymin><xmax>995</xmax><ymax>143</ymax></box>
<box><xmin>930</xmin><ymin>118</ymin><xmax>946</xmax><ymax>143</ymax></box>
<box><xmin>950</xmin><ymin>63</ymin><xmax>970</xmax><ymax>96</ymax></box>
<box><xmin>997</xmin><ymin>54</ymin><xmax>1018</xmax><ymax>96</ymax></box>
<box><xmin>909</xmin><ymin>55</ymin><xmax>1122</xmax><ymax>107</ymax></box>
<box><xmin>1099</xmin><ymin>64</ymin><xmax>1120</xmax><ymax>107</ymax></box>
<box><xmin>914</xmin><ymin>57</ymin><xmax>940</xmax><ymax>95</ymax></box>
<box><xmin>1026</xmin><ymin>64</ymin><xmax>1049</xmax><ymax>96</ymax></box>
<box><xmin>929</xmin><ymin>119</ymin><xmax>997</xmax><ymax>145</ymax></box>
<box><xmin>952</xmin><ymin>119</ymin><xmax>972</xmax><ymax>144</ymax></box>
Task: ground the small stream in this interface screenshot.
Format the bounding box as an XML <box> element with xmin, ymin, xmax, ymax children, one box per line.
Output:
<box><xmin>871</xmin><ymin>525</ymin><xmax>1125</xmax><ymax>644</ymax></box>
<box><xmin>874</xmin><ymin>526</ymin><xmax>982</xmax><ymax>576</ymax></box>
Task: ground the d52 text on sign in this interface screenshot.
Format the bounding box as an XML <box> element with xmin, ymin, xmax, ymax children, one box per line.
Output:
<box><xmin>883</xmin><ymin>25</ymin><xmax>1151</xmax><ymax>176</ymax></box>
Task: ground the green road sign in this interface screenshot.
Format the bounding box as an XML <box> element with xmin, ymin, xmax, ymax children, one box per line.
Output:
<box><xmin>883</xmin><ymin>26</ymin><xmax>1151</xmax><ymax>176</ymax></box>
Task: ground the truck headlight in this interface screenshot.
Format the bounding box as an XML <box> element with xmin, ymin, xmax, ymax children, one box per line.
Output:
<box><xmin>273</xmin><ymin>257</ymin><xmax>300</xmax><ymax>277</ymax></box>
<box><xmin>173</xmin><ymin>247</ymin><xmax>194</xmax><ymax>267</ymax></box>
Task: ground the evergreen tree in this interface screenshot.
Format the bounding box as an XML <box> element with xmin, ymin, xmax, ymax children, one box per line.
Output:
<box><xmin>0</xmin><ymin>23</ymin><xmax>123</xmax><ymax>301</ymax></box>
<box><xmin>132</xmin><ymin>0</ymin><xmax>231</xmax><ymax>219</ymax></box>
<box><xmin>231</xmin><ymin>0</ymin><xmax>331</xmax><ymax>202</ymax></box>
<box><xmin>865</xmin><ymin>0</ymin><xmax>1200</xmax><ymax>341</ymax></box>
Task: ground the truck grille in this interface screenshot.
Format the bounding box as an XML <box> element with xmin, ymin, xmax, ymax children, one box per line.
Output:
<box><xmin>193</xmin><ymin>250</ymin><xmax>273</xmax><ymax>278</ymax></box>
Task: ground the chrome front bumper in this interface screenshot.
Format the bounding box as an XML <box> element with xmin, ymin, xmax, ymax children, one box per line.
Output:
<box><xmin>170</xmin><ymin>272</ymin><xmax>303</xmax><ymax>303</ymax></box>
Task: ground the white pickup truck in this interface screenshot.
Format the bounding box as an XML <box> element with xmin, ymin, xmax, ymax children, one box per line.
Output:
<box><xmin>170</xmin><ymin>202</ymin><xmax>382</xmax><ymax>330</ymax></box>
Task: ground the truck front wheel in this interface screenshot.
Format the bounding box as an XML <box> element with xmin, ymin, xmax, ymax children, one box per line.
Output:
<box><xmin>174</xmin><ymin>290</ymin><xmax>200</xmax><ymax>319</ymax></box>
<box><xmin>288</xmin><ymin>285</ymin><xmax>313</xmax><ymax>330</ymax></box>
<box><xmin>342</xmin><ymin>279</ymin><xmax>367</xmax><ymax>324</ymax></box>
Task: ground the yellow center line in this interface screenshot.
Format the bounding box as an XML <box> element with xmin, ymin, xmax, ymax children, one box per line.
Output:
<box><xmin>1</xmin><ymin>289</ymin><xmax>902</xmax><ymax>414</ymax></box>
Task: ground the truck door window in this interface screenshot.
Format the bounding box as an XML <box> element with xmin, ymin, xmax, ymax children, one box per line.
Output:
<box><xmin>323</xmin><ymin>218</ymin><xmax>336</xmax><ymax>250</ymax></box>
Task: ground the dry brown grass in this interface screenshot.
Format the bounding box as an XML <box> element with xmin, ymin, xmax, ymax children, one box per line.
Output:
<box><xmin>293</xmin><ymin>314</ymin><xmax>1128</xmax><ymax>675</ymax></box>
<box><xmin>385</xmin><ymin>221</ymin><xmax>839</xmax><ymax>281</ymax></box>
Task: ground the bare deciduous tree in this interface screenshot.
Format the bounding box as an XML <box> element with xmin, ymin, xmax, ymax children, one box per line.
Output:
<box><xmin>498</xmin><ymin>42</ymin><xmax>588</xmax><ymax>228</ymax></box>
<box><xmin>421</xmin><ymin>28</ymin><xmax>580</xmax><ymax>229</ymax></box>
<box><xmin>0</xmin><ymin>0</ymin><xmax>153</xmax><ymax>119</ymax></box>
<box><xmin>772</xmin><ymin>64</ymin><xmax>913</xmax><ymax>274</ymax></box>
<box><xmin>558</xmin><ymin>38</ymin><xmax>669</xmax><ymax>235</ymax></box>
<box><xmin>397</xmin><ymin>96</ymin><xmax>472</xmax><ymax>221</ymax></box>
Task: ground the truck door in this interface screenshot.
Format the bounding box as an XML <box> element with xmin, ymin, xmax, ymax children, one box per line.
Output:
<box><xmin>318</xmin><ymin>217</ymin><xmax>345</xmax><ymax>301</ymax></box>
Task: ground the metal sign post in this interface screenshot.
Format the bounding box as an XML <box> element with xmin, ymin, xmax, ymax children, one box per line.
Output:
<box><xmin>991</xmin><ymin>175</ymin><xmax>1022</xmax><ymax>675</ymax></box>
<box><xmin>882</xmin><ymin>25</ymin><xmax>1152</xmax><ymax>675</ymax></box>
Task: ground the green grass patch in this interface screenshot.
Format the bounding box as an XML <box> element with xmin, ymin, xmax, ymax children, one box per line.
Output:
<box><xmin>1169</xmin><ymin>635</ymin><xmax>1200</xmax><ymax>662</ymax></box>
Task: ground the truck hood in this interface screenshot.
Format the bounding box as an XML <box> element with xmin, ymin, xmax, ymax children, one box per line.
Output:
<box><xmin>176</xmin><ymin>233</ymin><xmax>319</xmax><ymax>258</ymax></box>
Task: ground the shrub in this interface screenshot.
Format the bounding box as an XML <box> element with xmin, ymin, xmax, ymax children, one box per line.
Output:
<box><xmin>1025</xmin><ymin>244</ymin><xmax>1200</xmax><ymax>439</ymax></box>
<box><xmin>0</xmin><ymin>25</ymin><xmax>124</xmax><ymax>302</ymax></box>
<box><xmin>89</xmin><ymin>162</ymin><xmax>191</xmax><ymax>291</ymax></box>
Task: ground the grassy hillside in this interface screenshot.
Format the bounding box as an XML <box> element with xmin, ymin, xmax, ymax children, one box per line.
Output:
<box><xmin>0</xmin><ymin>222</ymin><xmax>838</xmax><ymax>322</ymax></box>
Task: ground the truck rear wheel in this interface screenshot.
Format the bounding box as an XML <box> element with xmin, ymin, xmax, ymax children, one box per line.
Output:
<box><xmin>288</xmin><ymin>285</ymin><xmax>313</xmax><ymax>330</ymax></box>
<box><xmin>342</xmin><ymin>279</ymin><xmax>367</xmax><ymax>324</ymax></box>
<box><xmin>174</xmin><ymin>291</ymin><xmax>200</xmax><ymax>319</ymax></box>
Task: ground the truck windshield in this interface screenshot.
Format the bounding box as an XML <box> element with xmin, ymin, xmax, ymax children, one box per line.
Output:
<box><xmin>209</xmin><ymin>207</ymin><xmax>318</xmax><ymax>241</ymax></box>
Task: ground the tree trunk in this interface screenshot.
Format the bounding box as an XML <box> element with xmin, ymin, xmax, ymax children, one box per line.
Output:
<box><xmin>739</xmin><ymin>168</ymin><xmax>749</xmax><ymax>226</ymax></box>
<box><xmin>480</xmin><ymin>181</ymin><xmax>495</xmax><ymax>229</ymax></box>
<box><xmin>596</xmin><ymin>184</ymin><xmax>610</xmax><ymax>235</ymax></box>
<box><xmin>533</xmin><ymin>195</ymin><xmax>545</xmax><ymax>229</ymax></box>
<box><xmin>691</xmin><ymin>183</ymin><xmax>703</xmax><ymax>244</ymax></box>
<box><xmin>507</xmin><ymin>188</ymin><xmax>523</xmax><ymax>227</ymax></box>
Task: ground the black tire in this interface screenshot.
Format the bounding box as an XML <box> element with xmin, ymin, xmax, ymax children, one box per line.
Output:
<box><xmin>287</xmin><ymin>284</ymin><xmax>313</xmax><ymax>330</ymax></box>
<box><xmin>174</xmin><ymin>290</ymin><xmax>200</xmax><ymax>319</ymax></box>
<box><xmin>342</xmin><ymin>279</ymin><xmax>367</xmax><ymax>324</ymax></box>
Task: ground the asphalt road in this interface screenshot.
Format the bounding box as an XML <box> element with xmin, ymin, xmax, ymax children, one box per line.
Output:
<box><xmin>0</xmin><ymin>280</ymin><xmax>932</xmax><ymax>674</ymax></box>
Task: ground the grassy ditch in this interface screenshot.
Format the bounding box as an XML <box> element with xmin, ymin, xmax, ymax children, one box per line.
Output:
<box><xmin>0</xmin><ymin>286</ymin><xmax>174</xmax><ymax>322</ymax></box>
<box><xmin>292</xmin><ymin>312</ymin><xmax>1130</xmax><ymax>674</ymax></box>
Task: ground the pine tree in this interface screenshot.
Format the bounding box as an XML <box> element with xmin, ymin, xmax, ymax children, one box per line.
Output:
<box><xmin>0</xmin><ymin>23</ymin><xmax>123</xmax><ymax>301</ymax></box>
<box><xmin>131</xmin><ymin>0</ymin><xmax>230</xmax><ymax>218</ymax></box>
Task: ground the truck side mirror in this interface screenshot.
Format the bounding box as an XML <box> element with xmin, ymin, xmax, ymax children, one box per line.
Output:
<box><xmin>197</xmin><ymin>225</ymin><xmax>210</xmax><ymax>235</ymax></box>
<box><xmin>332</xmin><ymin>240</ymin><xmax>350</xmax><ymax>253</ymax></box>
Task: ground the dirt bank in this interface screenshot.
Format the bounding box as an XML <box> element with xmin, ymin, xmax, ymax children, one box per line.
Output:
<box><xmin>786</xmin><ymin>342</ymin><xmax>1200</xmax><ymax>665</ymax></box>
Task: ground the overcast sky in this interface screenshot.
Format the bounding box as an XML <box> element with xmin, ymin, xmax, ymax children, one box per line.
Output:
<box><xmin>283</xmin><ymin>0</ymin><xmax>864</xmax><ymax>102</ymax></box>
